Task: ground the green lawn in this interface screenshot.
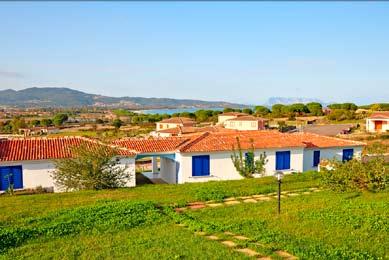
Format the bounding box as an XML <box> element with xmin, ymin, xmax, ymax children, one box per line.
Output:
<box><xmin>0</xmin><ymin>172</ymin><xmax>387</xmax><ymax>259</ymax></box>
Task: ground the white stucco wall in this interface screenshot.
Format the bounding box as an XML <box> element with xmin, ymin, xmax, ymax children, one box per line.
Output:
<box><xmin>224</xmin><ymin>120</ymin><xmax>259</xmax><ymax>130</ymax></box>
<box><xmin>156</xmin><ymin>122</ymin><xmax>180</xmax><ymax>131</ymax></box>
<box><xmin>366</xmin><ymin>118</ymin><xmax>389</xmax><ymax>133</ymax></box>
<box><xmin>176</xmin><ymin>147</ymin><xmax>305</xmax><ymax>184</ymax></box>
<box><xmin>218</xmin><ymin>115</ymin><xmax>237</xmax><ymax>124</ymax></box>
<box><xmin>303</xmin><ymin>146</ymin><xmax>363</xmax><ymax>172</ymax></box>
<box><xmin>159</xmin><ymin>157</ymin><xmax>177</xmax><ymax>184</ymax></box>
<box><xmin>0</xmin><ymin>157</ymin><xmax>136</xmax><ymax>192</ymax></box>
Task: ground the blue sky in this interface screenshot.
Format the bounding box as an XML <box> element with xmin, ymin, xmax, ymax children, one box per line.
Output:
<box><xmin>0</xmin><ymin>2</ymin><xmax>388</xmax><ymax>105</ymax></box>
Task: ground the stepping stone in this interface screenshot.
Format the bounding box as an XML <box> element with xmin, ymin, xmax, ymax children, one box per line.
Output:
<box><xmin>273</xmin><ymin>195</ymin><xmax>286</xmax><ymax>199</ymax></box>
<box><xmin>175</xmin><ymin>207</ymin><xmax>187</xmax><ymax>213</ymax></box>
<box><xmin>225</xmin><ymin>200</ymin><xmax>241</xmax><ymax>205</ymax></box>
<box><xmin>302</xmin><ymin>192</ymin><xmax>311</xmax><ymax>195</ymax></box>
<box><xmin>234</xmin><ymin>235</ymin><xmax>249</xmax><ymax>240</ymax></box>
<box><xmin>275</xmin><ymin>250</ymin><xmax>297</xmax><ymax>259</ymax></box>
<box><xmin>238</xmin><ymin>196</ymin><xmax>253</xmax><ymax>200</ymax></box>
<box><xmin>189</xmin><ymin>204</ymin><xmax>206</xmax><ymax>210</ymax></box>
<box><xmin>287</xmin><ymin>193</ymin><xmax>299</xmax><ymax>196</ymax></box>
<box><xmin>188</xmin><ymin>202</ymin><xmax>205</xmax><ymax>206</ymax></box>
<box><xmin>206</xmin><ymin>235</ymin><xmax>219</xmax><ymax>240</ymax></box>
<box><xmin>252</xmin><ymin>194</ymin><xmax>266</xmax><ymax>198</ymax></box>
<box><xmin>243</xmin><ymin>199</ymin><xmax>257</xmax><ymax>203</ymax></box>
<box><xmin>235</xmin><ymin>248</ymin><xmax>260</xmax><ymax>257</ymax></box>
<box><xmin>224</xmin><ymin>197</ymin><xmax>237</xmax><ymax>202</ymax></box>
<box><xmin>256</xmin><ymin>197</ymin><xmax>271</xmax><ymax>201</ymax></box>
<box><xmin>281</xmin><ymin>191</ymin><xmax>289</xmax><ymax>194</ymax></box>
<box><xmin>176</xmin><ymin>223</ymin><xmax>187</xmax><ymax>227</ymax></box>
<box><xmin>257</xmin><ymin>257</ymin><xmax>272</xmax><ymax>260</ymax></box>
<box><xmin>224</xmin><ymin>231</ymin><xmax>235</xmax><ymax>236</ymax></box>
<box><xmin>207</xmin><ymin>203</ymin><xmax>223</xmax><ymax>207</ymax></box>
<box><xmin>221</xmin><ymin>240</ymin><xmax>237</xmax><ymax>247</ymax></box>
<box><xmin>194</xmin><ymin>231</ymin><xmax>206</xmax><ymax>236</ymax></box>
<box><xmin>313</xmin><ymin>189</ymin><xmax>321</xmax><ymax>192</ymax></box>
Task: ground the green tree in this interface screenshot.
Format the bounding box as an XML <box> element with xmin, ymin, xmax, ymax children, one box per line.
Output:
<box><xmin>242</xmin><ymin>108</ymin><xmax>253</xmax><ymax>115</ymax></box>
<box><xmin>10</xmin><ymin>117</ymin><xmax>27</xmax><ymax>133</ymax></box>
<box><xmin>288</xmin><ymin>103</ymin><xmax>309</xmax><ymax>114</ymax></box>
<box><xmin>40</xmin><ymin>118</ymin><xmax>53</xmax><ymax>127</ymax></box>
<box><xmin>195</xmin><ymin>110</ymin><xmax>213</xmax><ymax>122</ymax></box>
<box><xmin>254</xmin><ymin>106</ymin><xmax>271</xmax><ymax>116</ymax></box>
<box><xmin>223</xmin><ymin>107</ymin><xmax>235</xmax><ymax>113</ymax></box>
<box><xmin>30</xmin><ymin>119</ymin><xmax>41</xmax><ymax>127</ymax></box>
<box><xmin>231</xmin><ymin>137</ymin><xmax>268</xmax><ymax>178</ymax></box>
<box><xmin>271</xmin><ymin>104</ymin><xmax>286</xmax><ymax>117</ymax></box>
<box><xmin>306</xmin><ymin>102</ymin><xmax>323</xmax><ymax>116</ymax></box>
<box><xmin>52</xmin><ymin>144</ymin><xmax>131</xmax><ymax>191</ymax></box>
<box><xmin>112</xmin><ymin>119</ymin><xmax>123</xmax><ymax>129</ymax></box>
<box><xmin>53</xmin><ymin>113</ymin><xmax>68</xmax><ymax>126</ymax></box>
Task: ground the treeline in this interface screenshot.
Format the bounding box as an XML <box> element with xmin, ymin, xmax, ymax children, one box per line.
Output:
<box><xmin>0</xmin><ymin>114</ymin><xmax>69</xmax><ymax>134</ymax></box>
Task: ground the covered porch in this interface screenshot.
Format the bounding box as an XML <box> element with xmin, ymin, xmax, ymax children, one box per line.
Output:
<box><xmin>135</xmin><ymin>153</ymin><xmax>178</xmax><ymax>185</ymax></box>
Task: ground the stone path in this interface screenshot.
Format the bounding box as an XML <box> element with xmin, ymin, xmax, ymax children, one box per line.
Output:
<box><xmin>175</xmin><ymin>187</ymin><xmax>322</xmax><ymax>213</ymax></box>
<box><xmin>173</xmin><ymin>187</ymin><xmax>323</xmax><ymax>259</ymax></box>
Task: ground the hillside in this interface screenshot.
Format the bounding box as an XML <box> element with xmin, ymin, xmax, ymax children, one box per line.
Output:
<box><xmin>0</xmin><ymin>87</ymin><xmax>245</xmax><ymax>109</ymax></box>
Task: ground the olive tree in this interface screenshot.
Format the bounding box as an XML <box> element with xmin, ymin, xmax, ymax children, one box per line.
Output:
<box><xmin>52</xmin><ymin>143</ymin><xmax>130</xmax><ymax>191</ymax></box>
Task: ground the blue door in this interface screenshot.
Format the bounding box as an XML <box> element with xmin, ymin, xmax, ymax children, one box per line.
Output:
<box><xmin>342</xmin><ymin>149</ymin><xmax>354</xmax><ymax>162</ymax></box>
<box><xmin>313</xmin><ymin>151</ymin><xmax>320</xmax><ymax>167</ymax></box>
<box><xmin>0</xmin><ymin>166</ymin><xmax>23</xmax><ymax>191</ymax></box>
<box><xmin>192</xmin><ymin>155</ymin><xmax>210</xmax><ymax>176</ymax></box>
<box><xmin>276</xmin><ymin>151</ymin><xmax>291</xmax><ymax>170</ymax></box>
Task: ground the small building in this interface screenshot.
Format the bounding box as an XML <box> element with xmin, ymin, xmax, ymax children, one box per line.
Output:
<box><xmin>151</xmin><ymin>125</ymin><xmax>237</xmax><ymax>138</ymax></box>
<box><xmin>302</xmin><ymin>124</ymin><xmax>355</xmax><ymax>137</ymax></box>
<box><xmin>19</xmin><ymin>127</ymin><xmax>60</xmax><ymax>136</ymax></box>
<box><xmin>217</xmin><ymin>112</ymin><xmax>248</xmax><ymax>125</ymax></box>
<box><xmin>366</xmin><ymin>111</ymin><xmax>389</xmax><ymax>133</ymax></box>
<box><xmin>0</xmin><ymin>137</ymin><xmax>136</xmax><ymax>193</ymax></box>
<box><xmin>224</xmin><ymin>115</ymin><xmax>267</xmax><ymax>131</ymax></box>
<box><xmin>113</xmin><ymin>131</ymin><xmax>365</xmax><ymax>184</ymax></box>
<box><xmin>156</xmin><ymin>117</ymin><xmax>196</xmax><ymax>131</ymax></box>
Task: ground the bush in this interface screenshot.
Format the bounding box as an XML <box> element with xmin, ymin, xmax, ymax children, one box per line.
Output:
<box><xmin>320</xmin><ymin>158</ymin><xmax>388</xmax><ymax>192</ymax></box>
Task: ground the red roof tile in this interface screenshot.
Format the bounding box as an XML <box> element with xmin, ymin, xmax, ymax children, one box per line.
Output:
<box><xmin>159</xmin><ymin>117</ymin><xmax>196</xmax><ymax>124</ymax></box>
<box><xmin>0</xmin><ymin>137</ymin><xmax>136</xmax><ymax>162</ymax></box>
<box><xmin>226</xmin><ymin>115</ymin><xmax>267</xmax><ymax>122</ymax></box>
<box><xmin>219</xmin><ymin>112</ymin><xmax>248</xmax><ymax>116</ymax></box>
<box><xmin>369</xmin><ymin>111</ymin><xmax>389</xmax><ymax>119</ymax></box>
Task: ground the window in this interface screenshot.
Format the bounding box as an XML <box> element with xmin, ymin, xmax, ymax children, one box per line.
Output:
<box><xmin>230</xmin><ymin>122</ymin><xmax>235</xmax><ymax>127</ymax></box>
<box><xmin>251</xmin><ymin>122</ymin><xmax>256</xmax><ymax>128</ymax></box>
<box><xmin>192</xmin><ymin>155</ymin><xmax>210</xmax><ymax>176</ymax></box>
<box><xmin>245</xmin><ymin>152</ymin><xmax>254</xmax><ymax>167</ymax></box>
<box><xmin>239</xmin><ymin>122</ymin><xmax>242</xmax><ymax>126</ymax></box>
<box><xmin>0</xmin><ymin>166</ymin><xmax>23</xmax><ymax>191</ymax></box>
<box><xmin>275</xmin><ymin>151</ymin><xmax>291</xmax><ymax>170</ymax></box>
<box><xmin>342</xmin><ymin>149</ymin><xmax>354</xmax><ymax>162</ymax></box>
<box><xmin>313</xmin><ymin>151</ymin><xmax>320</xmax><ymax>167</ymax></box>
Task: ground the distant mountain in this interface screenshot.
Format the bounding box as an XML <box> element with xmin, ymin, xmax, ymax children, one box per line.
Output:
<box><xmin>266</xmin><ymin>97</ymin><xmax>324</xmax><ymax>106</ymax></box>
<box><xmin>0</xmin><ymin>87</ymin><xmax>246</xmax><ymax>109</ymax></box>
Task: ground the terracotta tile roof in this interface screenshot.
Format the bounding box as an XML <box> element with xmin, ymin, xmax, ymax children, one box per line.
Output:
<box><xmin>226</xmin><ymin>115</ymin><xmax>268</xmax><ymax>122</ymax></box>
<box><xmin>291</xmin><ymin>132</ymin><xmax>366</xmax><ymax>148</ymax></box>
<box><xmin>369</xmin><ymin>111</ymin><xmax>389</xmax><ymax>119</ymax></box>
<box><xmin>112</xmin><ymin>136</ymin><xmax>197</xmax><ymax>153</ymax></box>
<box><xmin>219</xmin><ymin>112</ymin><xmax>248</xmax><ymax>116</ymax></box>
<box><xmin>159</xmin><ymin>117</ymin><xmax>196</xmax><ymax>124</ymax></box>
<box><xmin>178</xmin><ymin>131</ymin><xmax>365</xmax><ymax>153</ymax></box>
<box><xmin>0</xmin><ymin>136</ymin><xmax>136</xmax><ymax>162</ymax></box>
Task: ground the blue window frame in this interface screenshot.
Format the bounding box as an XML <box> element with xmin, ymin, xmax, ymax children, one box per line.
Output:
<box><xmin>275</xmin><ymin>151</ymin><xmax>291</xmax><ymax>170</ymax></box>
<box><xmin>192</xmin><ymin>155</ymin><xmax>210</xmax><ymax>176</ymax></box>
<box><xmin>0</xmin><ymin>166</ymin><xmax>23</xmax><ymax>191</ymax></box>
<box><xmin>342</xmin><ymin>149</ymin><xmax>354</xmax><ymax>162</ymax></box>
<box><xmin>313</xmin><ymin>151</ymin><xmax>321</xmax><ymax>167</ymax></box>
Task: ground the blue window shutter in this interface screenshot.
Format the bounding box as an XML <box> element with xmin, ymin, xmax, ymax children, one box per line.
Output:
<box><xmin>276</xmin><ymin>151</ymin><xmax>290</xmax><ymax>170</ymax></box>
<box><xmin>313</xmin><ymin>151</ymin><xmax>320</xmax><ymax>166</ymax></box>
<box><xmin>12</xmin><ymin>166</ymin><xmax>23</xmax><ymax>189</ymax></box>
<box><xmin>0</xmin><ymin>167</ymin><xmax>11</xmax><ymax>191</ymax></box>
<box><xmin>342</xmin><ymin>149</ymin><xmax>354</xmax><ymax>162</ymax></box>
<box><xmin>284</xmin><ymin>151</ymin><xmax>290</xmax><ymax>169</ymax></box>
<box><xmin>192</xmin><ymin>155</ymin><xmax>210</xmax><ymax>176</ymax></box>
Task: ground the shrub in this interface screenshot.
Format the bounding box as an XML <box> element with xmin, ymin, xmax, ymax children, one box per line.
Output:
<box><xmin>320</xmin><ymin>158</ymin><xmax>388</xmax><ymax>192</ymax></box>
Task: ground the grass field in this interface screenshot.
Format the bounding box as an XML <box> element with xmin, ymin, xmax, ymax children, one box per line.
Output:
<box><xmin>0</xmin><ymin>172</ymin><xmax>388</xmax><ymax>259</ymax></box>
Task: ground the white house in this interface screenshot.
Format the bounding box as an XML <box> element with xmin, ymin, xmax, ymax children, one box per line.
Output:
<box><xmin>217</xmin><ymin>112</ymin><xmax>248</xmax><ymax>125</ymax></box>
<box><xmin>224</xmin><ymin>115</ymin><xmax>267</xmax><ymax>131</ymax></box>
<box><xmin>0</xmin><ymin>137</ymin><xmax>136</xmax><ymax>193</ymax></box>
<box><xmin>155</xmin><ymin>117</ymin><xmax>196</xmax><ymax>131</ymax></box>
<box><xmin>114</xmin><ymin>131</ymin><xmax>365</xmax><ymax>184</ymax></box>
<box><xmin>366</xmin><ymin>111</ymin><xmax>389</xmax><ymax>133</ymax></box>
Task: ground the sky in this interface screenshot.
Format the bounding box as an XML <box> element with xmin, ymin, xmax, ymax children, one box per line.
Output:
<box><xmin>0</xmin><ymin>2</ymin><xmax>388</xmax><ymax>105</ymax></box>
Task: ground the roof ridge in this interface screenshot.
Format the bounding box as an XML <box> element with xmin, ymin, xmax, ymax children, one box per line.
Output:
<box><xmin>178</xmin><ymin>132</ymin><xmax>211</xmax><ymax>152</ymax></box>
